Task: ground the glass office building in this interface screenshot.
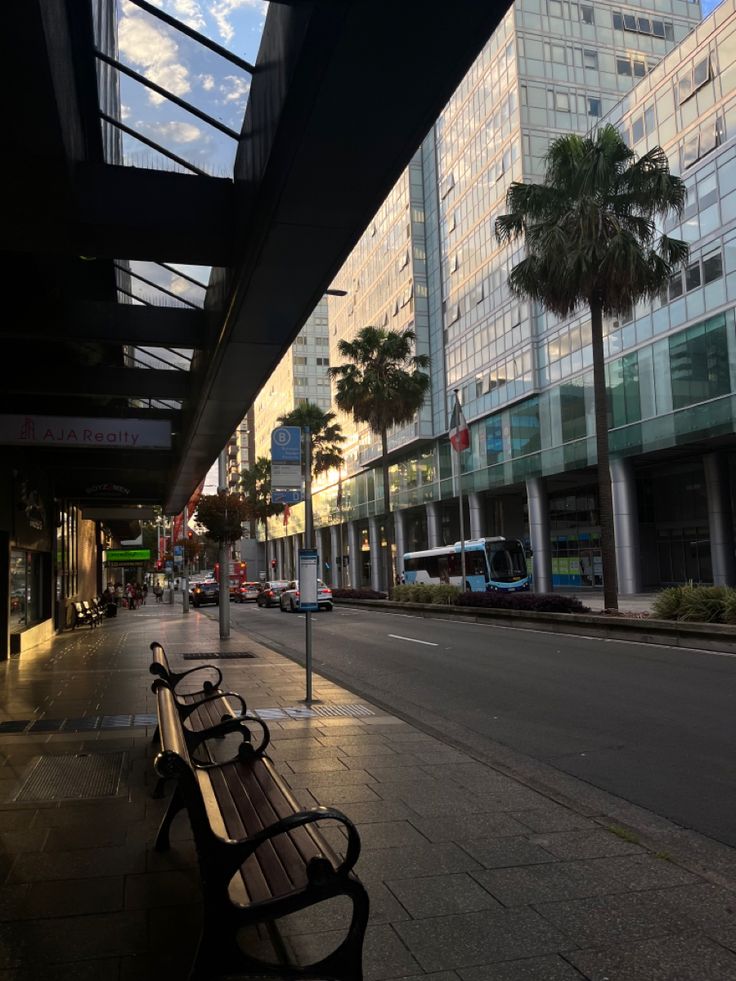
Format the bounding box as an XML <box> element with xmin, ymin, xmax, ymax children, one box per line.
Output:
<box><xmin>261</xmin><ymin>0</ymin><xmax>736</xmax><ymax>595</ymax></box>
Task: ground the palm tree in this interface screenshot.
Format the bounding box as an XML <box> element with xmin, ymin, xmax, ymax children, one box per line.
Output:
<box><xmin>277</xmin><ymin>401</ymin><xmax>345</xmax><ymax>478</ymax></box>
<box><xmin>329</xmin><ymin>326</ymin><xmax>430</xmax><ymax>589</ymax></box>
<box><xmin>496</xmin><ymin>124</ymin><xmax>687</xmax><ymax>610</ymax></box>
<box><xmin>240</xmin><ymin>457</ymin><xmax>282</xmax><ymax>555</ymax></box>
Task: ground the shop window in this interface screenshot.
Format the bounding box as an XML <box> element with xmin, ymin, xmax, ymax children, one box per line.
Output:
<box><xmin>10</xmin><ymin>550</ymin><xmax>42</xmax><ymax>630</ymax></box>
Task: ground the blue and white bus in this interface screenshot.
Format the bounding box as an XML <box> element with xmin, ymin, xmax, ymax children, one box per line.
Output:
<box><xmin>403</xmin><ymin>537</ymin><xmax>530</xmax><ymax>592</ymax></box>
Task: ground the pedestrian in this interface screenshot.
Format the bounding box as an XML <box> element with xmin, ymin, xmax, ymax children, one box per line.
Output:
<box><xmin>114</xmin><ymin>583</ymin><xmax>123</xmax><ymax>608</ymax></box>
<box><xmin>142</xmin><ymin>583</ymin><xmax>148</xmax><ymax>605</ymax></box>
<box><xmin>153</xmin><ymin>583</ymin><xmax>163</xmax><ymax>604</ymax></box>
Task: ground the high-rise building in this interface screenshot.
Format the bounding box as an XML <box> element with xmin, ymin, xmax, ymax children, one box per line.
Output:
<box><xmin>265</xmin><ymin>0</ymin><xmax>736</xmax><ymax>599</ymax></box>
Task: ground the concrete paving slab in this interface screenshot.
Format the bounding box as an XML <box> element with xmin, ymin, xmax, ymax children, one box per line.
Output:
<box><xmin>457</xmin><ymin>955</ymin><xmax>584</xmax><ymax>980</ymax></box>
<box><xmin>566</xmin><ymin>932</ymin><xmax>736</xmax><ymax>980</ymax></box>
<box><xmin>385</xmin><ymin>872</ymin><xmax>503</xmax><ymax>918</ymax></box>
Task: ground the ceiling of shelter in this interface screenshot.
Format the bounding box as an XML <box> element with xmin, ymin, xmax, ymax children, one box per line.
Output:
<box><xmin>1</xmin><ymin>0</ymin><xmax>511</xmax><ymax>513</ymax></box>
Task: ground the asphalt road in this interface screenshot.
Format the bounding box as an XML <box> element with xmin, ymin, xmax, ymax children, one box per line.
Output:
<box><xmin>224</xmin><ymin>601</ymin><xmax>736</xmax><ymax>847</ymax></box>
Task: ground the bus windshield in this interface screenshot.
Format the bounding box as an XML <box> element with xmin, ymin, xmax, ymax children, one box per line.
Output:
<box><xmin>486</xmin><ymin>540</ymin><xmax>527</xmax><ymax>581</ymax></box>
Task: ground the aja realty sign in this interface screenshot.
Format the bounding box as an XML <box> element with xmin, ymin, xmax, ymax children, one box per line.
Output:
<box><xmin>0</xmin><ymin>415</ymin><xmax>171</xmax><ymax>449</ymax></box>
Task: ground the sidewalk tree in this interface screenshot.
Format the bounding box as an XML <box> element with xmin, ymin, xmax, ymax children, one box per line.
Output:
<box><xmin>329</xmin><ymin>326</ymin><xmax>430</xmax><ymax>590</ymax></box>
<box><xmin>240</xmin><ymin>457</ymin><xmax>283</xmax><ymax>553</ymax></box>
<box><xmin>495</xmin><ymin>124</ymin><xmax>687</xmax><ymax>610</ymax></box>
<box><xmin>195</xmin><ymin>492</ymin><xmax>251</xmax><ymax>546</ymax></box>
<box><xmin>277</xmin><ymin>401</ymin><xmax>345</xmax><ymax>478</ymax></box>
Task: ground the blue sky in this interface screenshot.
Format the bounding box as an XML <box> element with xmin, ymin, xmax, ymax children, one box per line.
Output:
<box><xmin>703</xmin><ymin>0</ymin><xmax>722</xmax><ymax>13</ymax></box>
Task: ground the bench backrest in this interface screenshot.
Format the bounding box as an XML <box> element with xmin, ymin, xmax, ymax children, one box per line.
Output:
<box><xmin>154</xmin><ymin>682</ymin><xmax>193</xmax><ymax>778</ymax></box>
<box><xmin>149</xmin><ymin>641</ymin><xmax>171</xmax><ymax>682</ymax></box>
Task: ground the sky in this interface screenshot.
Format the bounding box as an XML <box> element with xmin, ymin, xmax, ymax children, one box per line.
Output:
<box><xmin>703</xmin><ymin>0</ymin><xmax>721</xmax><ymax>13</ymax></box>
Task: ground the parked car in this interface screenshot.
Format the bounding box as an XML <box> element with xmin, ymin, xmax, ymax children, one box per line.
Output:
<box><xmin>190</xmin><ymin>579</ymin><xmax>219</xmax><ymax>607</ymax></box>
<box><xmin>279</xmin><ymin>580</ymin><xmax>333</xmax><ymax>612</ymax></box>
<box><xmin>256</xmin><ymin>581</ymin><xmax>291</xmax><ymax>608</ymax></box>
<box><xmin>231</xmin><ymin>581</ymin><xmax>260</xmax><ymax>603</ymax></box>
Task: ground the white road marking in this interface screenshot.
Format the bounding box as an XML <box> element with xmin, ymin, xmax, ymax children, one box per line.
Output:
<box><xmin>388</xmin><ymin>634</ymin><xmax>438</xmax><ymax>647</ymax></box>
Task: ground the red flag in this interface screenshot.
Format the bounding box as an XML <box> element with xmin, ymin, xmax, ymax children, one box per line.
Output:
<box><xmin>283</xmin><ymin>504</ymin><xmax>291</xmax><ymax>526</ymax></box>
<box><xmin>449</xmin><ymin>396</ymin><xmax>470</xmax><ymax>452</ymax></box>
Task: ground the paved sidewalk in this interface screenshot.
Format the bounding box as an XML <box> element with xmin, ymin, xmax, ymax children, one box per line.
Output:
<box><xmin>0</xmin><ymin>604</ymin><xmax>734</xmax><ymax>979</ymax></box>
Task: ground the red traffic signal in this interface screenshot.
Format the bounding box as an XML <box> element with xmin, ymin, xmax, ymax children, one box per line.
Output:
<box><xmin>271</xmin><ymin>559</ymin><xmax>277</xmax><ymax>568</ymax></box>
<box><xmin>187</xmin><ymin>530</ymin><xmax>193</xmax><ymax>540</ymax></box>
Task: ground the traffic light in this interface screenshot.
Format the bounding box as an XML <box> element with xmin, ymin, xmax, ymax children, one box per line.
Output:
<box><xmin>271</xmin><ymin>558</ymin><xmax>277</xmax><ymax>569</ymax></box>
<box><xmin>187</xmin><ymin>530</ymin><xmax>193</xmax><ymax>540</ymax></box>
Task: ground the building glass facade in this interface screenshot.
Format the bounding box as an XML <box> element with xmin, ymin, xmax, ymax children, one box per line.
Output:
<box><xmin>262</xmin><ymin>0</ymin><xmax>736</xmax><ymax>594</ymax></box>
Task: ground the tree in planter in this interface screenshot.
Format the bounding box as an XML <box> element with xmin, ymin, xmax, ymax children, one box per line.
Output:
<box><xmin>495</xmin><ymin>125</ymin><xmax>687</xmax><ymax>610</ymax></box>
<box><xmin>195</xmin><ymin>492</ymin><xmax>252</xmax><ymax>548</ymax></box>
<box><xmin>329</xmin><ymin>326</ymin><xmax>430</xmax><ymax>591</ymax></box>
<box><xmin>277</xmin><ymin>402</ymin><xmax>345</xmax><ymax>478</ymax></box>
<box><xmin>240</xmin><ymin>457</ymin><xmax>282</xmax><ymax>557</ymax></box>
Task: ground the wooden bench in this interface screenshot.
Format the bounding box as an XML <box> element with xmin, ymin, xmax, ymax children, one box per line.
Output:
<box><xmin>72</xmin><ymin>601</ymin><xmax>99</xmax><ymax>629</ymax></box>
<box><xmin>149</xmin><ymin>641</ymin><xmax>255</xmax><ymax>798</ymax></box>
<box><xmin>153</xmin><ymin>681</ymin><xmax>369</xmax><ymax>980</ymax></box>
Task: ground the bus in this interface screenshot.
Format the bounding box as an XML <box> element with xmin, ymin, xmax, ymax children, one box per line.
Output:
<box><xmin>403</xmin><ymin>537</ymin><xmax>530</xmax><ymax>592</ymax></box>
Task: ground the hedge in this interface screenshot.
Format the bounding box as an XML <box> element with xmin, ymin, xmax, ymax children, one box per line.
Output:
<box><xmin>454</xmin><ymin>591</ymin><xmax>590</xmax><ymax>614</ymax></box>
<box><xmin>331</xmin><ymin>588</ymin><xmax>388</xmax><ymax>600</ymax></box>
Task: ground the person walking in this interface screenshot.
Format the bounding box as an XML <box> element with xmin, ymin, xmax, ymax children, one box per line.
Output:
<box><xmin>142</xmin><ymin>583</ymin><xmax>148</xmax><ymax>605</ymax></box>
<box><xmin>153</xmin><ymin>583</ymin><xmax>163</xmax><ymax>604</ymax></box>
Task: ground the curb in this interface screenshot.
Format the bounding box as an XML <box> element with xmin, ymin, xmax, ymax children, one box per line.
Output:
<box><xmin>333</xmin><ymin>599</ymin><xmax>736</xmax><ymax>653</ymax></box>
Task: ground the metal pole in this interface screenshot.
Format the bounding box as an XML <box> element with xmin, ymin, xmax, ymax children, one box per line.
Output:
<box><xmin>218</xmin><ymin>450</ymin><xmax>230</xmax><ymax>639</ymax></box>
<box><xmin>453</xmin><ymin>390</ymin><xmax>467</xmax><ymax>590</ymax></box>
<box><xmin>182</xmin><ymin>505</ymin><xmax>189</xmax><ymax>614</ymax></box>
<box><xmin>303</xmin><ymin>428</ymin><xmax>314</xmax><ymax>703</ymax></box>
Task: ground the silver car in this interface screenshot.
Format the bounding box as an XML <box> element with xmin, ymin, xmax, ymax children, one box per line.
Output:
<box><xmin>279</xmin><ymin>580</ymin><xmax>333</xmax><ymax>612</ymax></box>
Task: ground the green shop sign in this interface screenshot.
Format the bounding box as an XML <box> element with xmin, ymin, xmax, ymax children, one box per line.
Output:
<box><xmin>104</xmin><ymin>549</ymin><xmax>151</xmax><ymax>562</ymax></box>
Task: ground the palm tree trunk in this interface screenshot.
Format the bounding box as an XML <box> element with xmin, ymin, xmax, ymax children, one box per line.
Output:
<box><xmin>590</xmin><ymin>298</ymin><xmax>618</xmax><ymax>611</ymax></box>
<box><xmin>380</xmin><ymin>428</ymin><xmax>393</xmax><ymax>593</ymax></box>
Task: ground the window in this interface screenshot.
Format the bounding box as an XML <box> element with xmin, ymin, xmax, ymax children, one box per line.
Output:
<box><xmin>669</xmin><ymin>315</ymin><xmax>730</xmax><ymax>410</ymax></box>
<box><xmin>669</xmin><ymin>271</ymin><xmax>684</xmax><ymax>300</ymax></box>
<box><xmin>548</xmin><ymin>0</ymin><xmax>563</xmax><ymax>15</ymax></box>
<box><xmin>617</xmin><ymin>58</ymin><xmax>632</xmax><ymax>77</ymax></box>
<box><xmin>613</xmin><ymin>12</ymin><xmax>623</xmax><ymax>30</ymax></box>
<box><xmin>623</xmin><ymin>13</ymin><xmax>637</xmax><ymax>30</ymax></box>
<box><xmin>631</xmin><ymin>114</ymin><xmax>644</xmax><ymax>144</ymax></box>
<box><xmin>633</xmin><ymin>60</ymin><xmax>646</xmax><ymax>78</ymax></box>
<box><xmin>615</xmin><ymin>11</ymin><xmax>674</xmax><ymax>39</ymax></box>
<box><xmin>652</xmin><ymin>19</ymin><xmax>665</xmax><ymax>38</ymax></box>
<box><xmin>551</xmin><ymin>43</ymin><xmax>566</xmax><ymax>64</ymax></box>
<box><xmin>555</xmin><ymin>91</ymin><xmax>570</xmax><ymax>112</ymax></box>
<box><xmin>11</xmin><ymin>550</ymin><xmax>42</xmax><ymax>630</ymax></box>
<box><xmin>638</xmin><ymin>16</ymin><xmax>651</xmax><ymax>34</ymax></box>
<box><xmin>510</xmin><ymin>398</ymin><xmax>541</xmax><ymax>457</ymax></box>
<box><xmin>679</xmin><ymin>56</ymin><xmax>713</xmax><ymax>105</ymax></box>
<box><xmin>703</xmin><ymin>251</ymin><xmax>723</xmax><ymax>284</ymax></box>
<box><xmin>580</xmin><ymin>4</ymin><xmax>593</xmax><ymax>24</ymax></box>
<box><xmin>588</xmin><ymin>97</ymin><xmax>602</xmax><ymax>116</ymax></box>
<box><xmin>583</xmin><ymin>49</ymin><xmax>598</xmax><ymax>70</ymax></box>
<box><xmin>607</xmin><ymin>353</ymin><xmax>641</xmax><ymax>428</ymax></box>
<box><xmin>685</xmin><ymin>262</ymin><xmax>701</xmax><ymax>292</ymax></box>
<box><xmin>560</xmin><ymin>382</ymin><xmax>587</xmax><ymax>442</ymax></box>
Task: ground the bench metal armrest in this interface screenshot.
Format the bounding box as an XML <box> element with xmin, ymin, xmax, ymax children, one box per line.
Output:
<box><xmin>177</xmin><ymin>689</ymin><xmax>247</xmax><ymax>722</ymax></box>
<box><xmin>189</xmin><ymin>714</ymin><xmax>271</xmax><ymax>759</ymax></box>
<box><xmin>224</xmin><ymin>807</ymin><xmax>360</xmax><ymax>880</ymax></box>
<box><xmin>149</xmin><ymin>662</ymin><xmax>224</xmax><ymax>691</ymax></box>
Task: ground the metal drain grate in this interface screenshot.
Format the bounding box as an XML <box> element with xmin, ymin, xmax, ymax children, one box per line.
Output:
<box><xmin>254</xmin><ymin>704</ymin><xmax>375</xmax><ymax>720</ymax></box>
<box><xmin>15</xmin><ymin>752</ymin><xmax>125</xmax><ymax>802</ymax></box>
<box><xmin>181</xmin><ymin>652</ymin><xmax>257</xmax><ymax>660</ymax></box>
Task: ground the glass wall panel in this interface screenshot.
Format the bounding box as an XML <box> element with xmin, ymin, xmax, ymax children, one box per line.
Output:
<box><xmin>669</xmin><ymin>314</ymin><xmax>730</xmax><ymax>410</ymax></box>
<box><xmin>510</xmin><ymin>397</ymin><xmax>541</xmax><ymax>457</ymax></box>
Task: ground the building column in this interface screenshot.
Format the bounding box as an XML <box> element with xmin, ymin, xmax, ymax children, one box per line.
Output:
<box><xmin>426</xmin><ymin>502</ymin><xmax>441</xmax><ymax>549</ymax></box>
<box><xmin>329</xmin><ymin>525</ymin><xmax>341</xmax><ymax>588</ymax></box>
<box><xmin>704</xmin><ymin>452</ymin><xmax>736</xmax><ymax>586</ymax></box>
<box><xmin>468</xmin><ymin>492</ymin><xmax>484</xmax><ymax>540</ymax></box>
<box><xmin>292</xmin><ymin>536</ymin><xmax>300</xmax><ymax>579</ymax></box>
<box><xmin>394</xmin><ymin>509</ymin><xmax>406</xmax><ymax>579</ymax></box>
<box><xmin>368</xmin><ymin>516</ymin><xmax>382</xmax><ymax>592</ymax></box>
<box><xmin>526</xmin><ymin>477</ymin><xmax>552</xmax><ymax>593</ymax></box>
<box><xmin>347</xmin><ymin>521</ymin><xmax>360</xmax><ymax>588</ymax></box>
<box><xmin>273</xmin><ymin>539</ymin><xmax>282</xmax><ymax>579</ymax></box>
<box><xmin>317</xmin><ymin>528</ymin><xmax>330</xmax><ymax>581</ymax></box>
<box><xmin>610</xmin><ymin>457</ymin><xmax>642</xmax><ymax>595</ymax></box>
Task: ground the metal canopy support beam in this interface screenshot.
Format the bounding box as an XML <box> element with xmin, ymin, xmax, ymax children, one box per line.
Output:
<box><xmin>2</xmin><ymin>366</ymin><xmax>189</xmax><ymax>400</ymax></box>
<box><xmin>72</xmin><ymin>164</ymin><xmax>236</xmax><ymax>264</ymax></box>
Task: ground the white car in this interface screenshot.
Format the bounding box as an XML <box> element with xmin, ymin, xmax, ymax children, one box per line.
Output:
<box><xmin>279</xmin><ymin>580</ymin><xmax>333</xmax><ymax>612</ymax></box>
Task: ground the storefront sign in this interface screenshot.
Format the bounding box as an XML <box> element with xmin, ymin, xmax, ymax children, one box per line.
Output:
<box><xmin>0</xmin><ymin>416</ymin><xmax>171</xmax><ymax>449</ymax></box>
<box><xmin>104</xmin><ymin>549</ymin><xmax>151</xmax><ymax>563</ymax></box>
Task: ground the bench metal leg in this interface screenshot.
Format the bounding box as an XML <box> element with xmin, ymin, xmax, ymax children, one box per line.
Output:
<box><xmin>154</xmin><ymin>786</ymin><xmax>185</xmax><ymax>852</ymax></box>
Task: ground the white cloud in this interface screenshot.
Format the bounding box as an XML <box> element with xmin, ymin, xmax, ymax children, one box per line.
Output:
<box><xmin>118</xmin><ymin>10</ymin><xmax>191</xmax><ymax>105</ymax></box>
<box><xmin>170</xmin><ymin>0</ymin><xmax>206</xmax><ymax>30</ymax></box>
<box><xmin>220</xmin><ymin>74</ymin><xmax>250</xmax><ymax>104</ymax></box>
<box><xmin>200</xmin><ymin>74</ymin><xmax>215</xmax><ymax>91</ymax></box>
<box><xmin>147</xmin><ymin>120</ymin><xmax>203</xmax><ymax>143</ymax></box>
<box><xmin>208</xmin><ymin>0</ymin><xmax>266</xmax><ymax>45</ymax></box>
<box><xmin>121</xmin><ymin>103</ymin><xmax>131</xmax><ymax>120</ymax></box>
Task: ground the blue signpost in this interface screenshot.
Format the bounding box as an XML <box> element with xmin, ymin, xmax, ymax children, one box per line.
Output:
<box><xmin>271</xmin><ymin>427</ymin><xmax>303</xmax><ymax>505</ymax></box>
